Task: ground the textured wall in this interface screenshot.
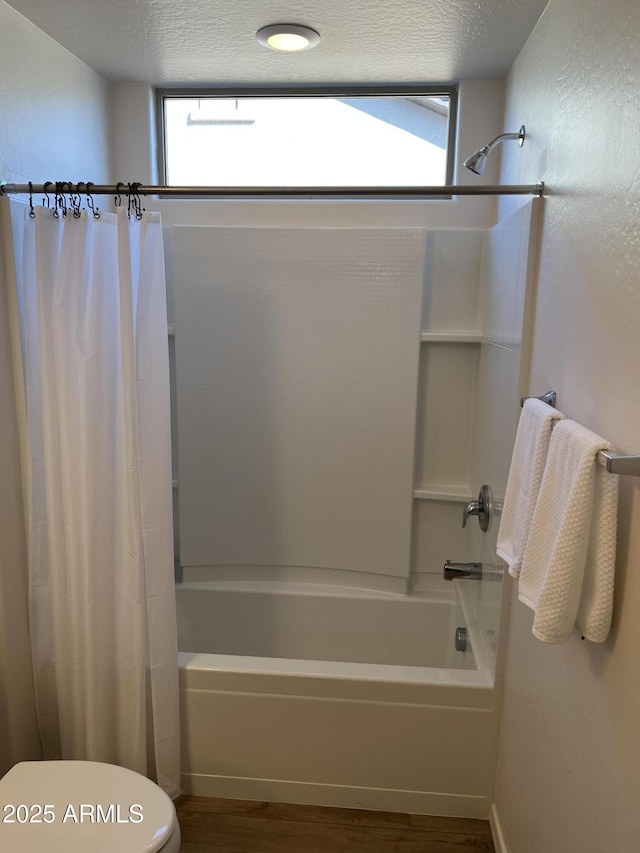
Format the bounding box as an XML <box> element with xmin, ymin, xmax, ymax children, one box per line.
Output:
<box><xmin>493</xmin><ymin>0</ymin><xmax>640</xmax><ymax>850</ymax></box>
<box><xmin>0</xmin><ymin>0</ymin><xmax>111</xmax><ymax>183</ymax></box>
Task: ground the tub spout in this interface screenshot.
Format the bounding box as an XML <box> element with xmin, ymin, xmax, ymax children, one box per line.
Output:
<box><xmin>443</xmin><ymin>560</ymin><xmax>483</xmax><ymax>581</ymax></box>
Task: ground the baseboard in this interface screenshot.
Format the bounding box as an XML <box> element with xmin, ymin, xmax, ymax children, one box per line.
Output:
<box><xmin>181</xmin><ymin>773</ymin><xmax>490</xmax><ymax>818</ymax></box>
<box><xmin>489</xmin><ymin>803</ymin><xmax>509</xmax><ymax>853</ymax></box>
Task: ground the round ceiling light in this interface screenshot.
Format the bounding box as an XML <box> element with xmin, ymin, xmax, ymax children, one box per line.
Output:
<box><xmin>256</xmin><ymin>24</ymin><xmax>321</xmax><ymax>52</ymax></box>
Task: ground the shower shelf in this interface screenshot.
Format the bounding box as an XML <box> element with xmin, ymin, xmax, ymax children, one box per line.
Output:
<box><xmin>413</xmin><ymin>485</ymin><xmax>474</xmax><ymax>503</ymax></box>
<box><xmin>420</xmin><ymin>331</ymin><xmax>483</xmax><ymax>344</ymax></box>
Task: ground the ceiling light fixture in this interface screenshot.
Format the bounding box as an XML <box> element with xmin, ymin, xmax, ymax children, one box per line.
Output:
<box><xmin>256</xmin><ymin>24</ymin><xmax>321</xmax><ymax>52</ymax></box>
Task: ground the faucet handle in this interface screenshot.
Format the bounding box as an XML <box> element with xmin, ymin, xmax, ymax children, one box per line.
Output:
<box><xmin>461</xmin><ymin>484</ymin><xmax>494</xmax><ymax>532</ymax></box>
<box><xmin>462</xmin><ymin>499</ymin><xmax>483</xmax><ymax>528</ymax></box>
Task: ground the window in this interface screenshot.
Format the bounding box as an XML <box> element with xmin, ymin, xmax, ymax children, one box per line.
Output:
<box><xmin>157</xmin><ymin>88</ymin><xmax>456</xmax><ymax>195</ymax></box>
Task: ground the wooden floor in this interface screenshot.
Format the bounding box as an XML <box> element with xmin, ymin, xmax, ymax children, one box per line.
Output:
<box><xmin>175</xmin><ymin>796</ymin><xmax>495</xmax><ymax>852</ymax></box>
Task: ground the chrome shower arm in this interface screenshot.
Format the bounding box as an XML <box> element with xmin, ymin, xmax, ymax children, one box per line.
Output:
<box><xmin>484</xmin><ymin>127</ymin><xmax>525</xmax><ymax>153</ymax></box>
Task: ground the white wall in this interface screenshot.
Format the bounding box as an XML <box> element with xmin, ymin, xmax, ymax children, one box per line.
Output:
<box><xmin>111</xmin><ymin>83</ymin><xmax>157</xmax><ymax>185</ymax></box>
<box><xmin>0</xmin><ymin>0</ymin><xmax>112</xmax><ymax>184</ymax></box>
<box><xmin>492</xmin><ymin>0</ymin><xmax>640</xmax><ymax>850</ymax></box>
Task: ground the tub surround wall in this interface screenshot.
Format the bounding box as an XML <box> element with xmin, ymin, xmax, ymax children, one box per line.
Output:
<box><xmin>413</xmin><ymin>203</ymin><xmax>541</xmax><ymax>598</ymax></box>
<box><xmin>173</xmin><ymin>227</ymin><xmax>424</xmax><ymax>581</ymax></box>
<box><xmin>492</xmin><ymin>0</ymin><xmax>640</xmax><ymax>850</ymax></box>
<box><xmin>411</xmin><ymin>229</ymin><xmax>483</xmax><ymax>581</ymax></box>
<box><xmin>169</xmin><ymin>217</ymin><xmax>538</xmax><ymax>599</ymax></box>
<box><xmin>165</xmin><ymin>206</ymin><xmax>541</xmax><ymax>677</ymax></box>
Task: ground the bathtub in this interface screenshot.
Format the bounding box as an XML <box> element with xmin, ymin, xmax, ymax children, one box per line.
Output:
<box><xmin>177</xmin><ymin>578</ymin><xmax>497</xmax><ymax>817</ymax></box>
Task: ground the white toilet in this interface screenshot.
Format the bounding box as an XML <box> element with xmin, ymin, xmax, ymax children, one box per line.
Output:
<box><xmin>0</xmin><ymin>760</ymin><xmax>181</xmax><ymax>852</ymax></box>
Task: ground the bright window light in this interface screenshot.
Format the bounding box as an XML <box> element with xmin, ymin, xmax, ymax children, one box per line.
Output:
<box><xmin>160</xmin><ymin>91</ymin><xmax>455</xmax><ymax>192</ymax></box>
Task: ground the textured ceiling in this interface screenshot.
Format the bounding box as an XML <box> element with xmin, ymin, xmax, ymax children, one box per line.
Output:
<box><xmin>6</xmin><ymin>0</ymin><xmax>548</xmax><ymax>84</ymax></box>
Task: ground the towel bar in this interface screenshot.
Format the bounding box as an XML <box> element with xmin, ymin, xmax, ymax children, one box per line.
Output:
<box><xmin>521</xmin><ymin>390</ymin><xmax>640</xmax><ymax>478</ymax></box>
<box><xmin>597</xmin><ymin>451</ymin><xmax>640</xmax><ymax>476</ymax></box>
<box><xmin>520</xmin><ymin>391</ymin><xmax>557</xmax><ymax>408</ymax></box>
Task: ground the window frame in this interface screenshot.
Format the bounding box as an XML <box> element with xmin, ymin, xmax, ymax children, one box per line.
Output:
<box><xmin>155</xmin><ymin>86</ymin><xmax>458</xmax><ymax>198</ymax></box>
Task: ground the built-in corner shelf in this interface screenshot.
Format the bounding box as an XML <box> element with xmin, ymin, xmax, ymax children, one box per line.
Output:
<box><xmin>413</xmin><ymin>485</ymin><xmax>474</xmax><ymax>503</ymax></box>
<box><xmin>420</xmin><ymin>331</ymin><xmax>483</xmax><ymax>344</ymax></box>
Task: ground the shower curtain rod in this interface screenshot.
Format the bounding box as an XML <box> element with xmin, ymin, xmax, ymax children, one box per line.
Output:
<box><xmin>1</xmin><ymin>182</ymin><xmax>544</xmax><ymax>199</ymax></box>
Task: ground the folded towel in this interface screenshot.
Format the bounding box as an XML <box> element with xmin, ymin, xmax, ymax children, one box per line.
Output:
<box><xmin>518</xmin><ymin>420</ymin><xmax>619</xmax><ymax>643</ymax></box>
<box><xmin>497</xmin><ymin>399</ymin><xmax>565</xmax><ymax>577</ymax></box>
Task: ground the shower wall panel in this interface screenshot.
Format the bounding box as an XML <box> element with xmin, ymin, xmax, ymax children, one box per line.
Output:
<box><xmin>173</xmin><ymin>227</ymin><xmax>424</xmax><ymax>579</ymax></box>
<box><xmin>421</xmin><ymin>230</ymin><xmax>483</xmax><ymax>333</ymax></box>
<box><xmin>411</xmin><ymin>229</ymin><xmax>483</xmax><ymax>584</ymax></box>
<box><xmin>414</xmin><ymin>343</ymin><xmax>478</xmax><ymax>490</ymax></box>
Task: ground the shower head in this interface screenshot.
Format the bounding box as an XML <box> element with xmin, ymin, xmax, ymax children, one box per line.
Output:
<box><xmin>464</xmin><ymin>146</ymin><xmax>490</xmax><ymax>176</ymax></box>
<box><xmin>464</xmin><ymin>125</ymin><xmax>525</xmax><ymax>176</ymax></box>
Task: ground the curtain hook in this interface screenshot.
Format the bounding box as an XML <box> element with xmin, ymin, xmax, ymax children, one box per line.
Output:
<box><xmin>127</xmin><ymin>182</ymin><xmax>133</xmax><ymax>219</ymax></box>
<box><xmin>28</xmin><ymin>181</ymin><xmax>35</xmax><ymax>218</ymax></box>
<box><xmin>131</xmin><ymin>181</ymin><xmax>144</xmax><ymax>220</ymax></box>
<box><xmin>115</xmin><ymin>181</ymin><xmax>124</xmax><ymax>208</ymax></box>
<box><xmin>85</xmin><ymin>182</ymin><xmax>100</xmax><ymax>219</ymax></box>
<box><xmin>69</xmin><ymin>182</ymin><xmax>81</xmax><ymax>218</ymax></box>
<box><xmin>75</xmin><ymin>181</ymin><xmax>84</xmax><ymax>215</ymax></box>
<box><xmin>131</xmin><ymin>182</ymin><xmax>139</xmax><ymax>219</ymax></box>
<box><xmin>43</xmin><ymin>181</ymin><xmax>52</xmax><ymax>209</ymax></box>
<box><xmin>57</xmin><ymin>182</ymin><xmax>67</xmax><ymax>218</ymax></box>
<box><xmin>53</xmin><ymin>182</ymin><xmax>64</xmax><ymax>218</ymax></box>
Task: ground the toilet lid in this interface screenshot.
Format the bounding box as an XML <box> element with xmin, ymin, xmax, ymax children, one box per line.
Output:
<box><xmin>0</xmin><ymin>761</ymin><xmax>176</xmax><ymax>853</ymax></box>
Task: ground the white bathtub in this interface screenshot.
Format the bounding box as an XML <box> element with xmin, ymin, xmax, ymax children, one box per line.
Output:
<box><xmin>177</xmin><ymin>579</ymin><xmax>496</xmax><ymax>817</ymax></box>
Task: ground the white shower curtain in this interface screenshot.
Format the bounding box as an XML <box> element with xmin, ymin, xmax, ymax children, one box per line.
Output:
<box><xmin>16</xmin><ymin>203</ymin><xmax>179</xmax><ymax>796</ymax></box>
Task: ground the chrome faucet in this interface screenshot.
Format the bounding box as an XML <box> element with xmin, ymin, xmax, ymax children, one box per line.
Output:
<box><xmin>443</xmin><ymin>560</ymin><xmax>484</xmax><ymax>581</ymax></box>
<box><xmin>462</xmin><ymin>497</ymin><xmax>484</xmax><ymax>528</ymax></box>
<box><xmin>462</xmin><ymin>484</ymin><xmax>497</xmax><ymax>532</ymax></box>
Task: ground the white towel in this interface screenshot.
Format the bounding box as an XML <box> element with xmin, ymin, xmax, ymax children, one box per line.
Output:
<box><xmin>518</xmin><ymin>419</ymin><xmax>619</xmax><ymax>644</ymax></box>
<box><xmin>497</xmin><ymin>399</ymin><xmax>565</xmax><ymax>577</ymax></box>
